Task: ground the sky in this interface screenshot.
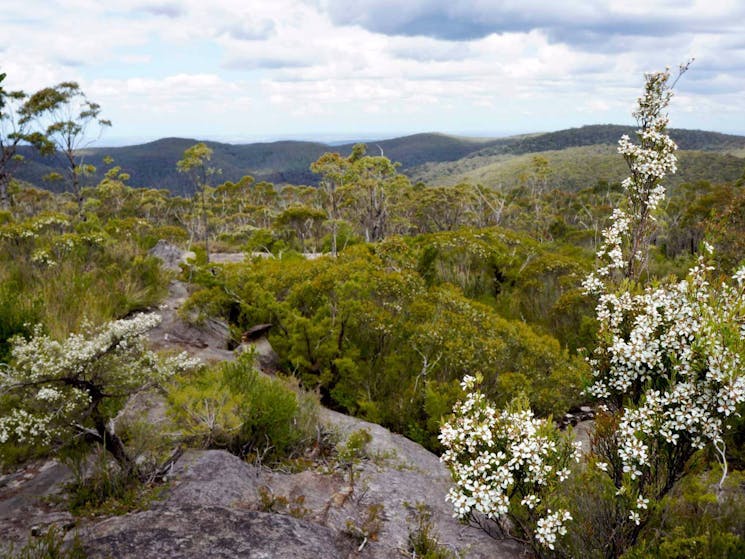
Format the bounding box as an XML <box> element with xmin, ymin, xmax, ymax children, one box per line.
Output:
<box><xmin>1</xmin><ymin>0</ymin><xmax>744</xmax><ymax>146</ymax></box>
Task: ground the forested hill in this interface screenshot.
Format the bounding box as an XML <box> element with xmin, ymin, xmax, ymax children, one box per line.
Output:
<box><xmin>467</xmin><ymin>124</ymin><xmax>745</xmax><ymax>157</ymax></box>
<box><xmin>13</xmin><ymin>125</ymin><xmax>745</xmax><ymax>194</ymax></box>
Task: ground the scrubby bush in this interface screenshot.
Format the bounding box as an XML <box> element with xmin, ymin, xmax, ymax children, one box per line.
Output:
<box><xmin>0</xmin><ymin>213</ymin><xmax>168</xmax><ymax>339</ymax></box>
<box><xmin>182</xmin><ymin>243</ymin><xmax>586</xmax><ymax>451</ymax></box>
<box><xmin>0</xmin><ymin>526</ymin><xmax>85</xmax><ymax>559</ymax></box>
<box><xmin>167</xmin><ymin>354</ymin><xmax>319</xmax><ymax>463</ymax></box>
<box><xmin>624</xmin><ymin>470</ymin><xmax>745</xmax><ymax>559</ymax></box>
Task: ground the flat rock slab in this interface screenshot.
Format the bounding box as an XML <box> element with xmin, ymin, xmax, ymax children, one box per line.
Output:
<box><xmin>80</xmin><ymin>505</ymin><xmax>351</xmax><ymax>559</ymax></box>
<box><xmin>147</xmin><ymin>279</ymin><xmax>234</xmax><ymax>363</ymax></box>
<box><xmin>162</xmin><ymin>450</ymin><xmax>260</xmax><ymax>508</ymax></box>
<box><xmin>0</xmin><ymin>460</ymin><xmax>74</xmax><ymax>549</ymax></box>
<box><xmin>148</xmin><ymin>240</ymin><xmax>195</xmax><ymax>271</ymax></box>
<box><xmin>0</xmin><ymin>460</ymin><xmax>71</xmax><ymax>520</ymax></box>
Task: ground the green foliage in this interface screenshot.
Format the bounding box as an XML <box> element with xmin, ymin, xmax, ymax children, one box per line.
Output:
<box><xmin>256</xmin><ymin>485</ymin><xmax>311</xmax><ymax>518</ymax></box>
<box><xmin>167</xmin><ymin>355</ymin><xmax>319</xmax><ymax>463</ymax></box>
<box><xmin>0</xmin><ymin>214</ymin><xmax>168</xmax><ymax>338</ymax></box>
<box><xmin>707</xmin><ymin>186</ymin><xmax>745</xmax><ymax>273</ymax></box>
<box><xmin>406</xmin><ymin>504</ymin><xmax>461</xmax><ymax>559</ymax></box>
<box><xmin>178</xmin><ymin>286</ymin><xmax>233</xmax><ymax>326</ymax></box>
<box><xmin>0</xmin><ymin>526</ymin><xmax>86</xmax><ymax>559</ymax></box>
<box><xmin>412</xmin><ymin>134</ymin><xmax>745</xmax><ymax>194</ymax></box>
<box><xmin>344</xmin><ymin>503</ymin><xmax>385</xmax><ymax>545</ymax></box>
<box><xmin>63</xmin><ymin>449</ymin><xmax>165</xmax><ymax>517</ymax></box>
<box><xmin>555</xmin><ymin>464</ymin><xmax>635</xmax><ymax>559</ymax></box>
<box><xmin>19</xmin><ymin>82</ymin><xmax>110</xmax><ymax>210</ymax></box>
<box><xmin>0</xmin><ymin>281</ymin><xmax>40</xmax><ymax>362</ymax></box>
<box><xmin>336</xmin><ymin>428</ymin><xmax>372</xmax><ymax>465</ymax></box>
<box><xmin>623</xmin><ymin>470</ymin><xmax>745</xmax><ymax>559</ymax></box>
<box><xmin>183</xmin><ymin>235</ymin><xmax>587</xmax><ymax>451</ymax></box>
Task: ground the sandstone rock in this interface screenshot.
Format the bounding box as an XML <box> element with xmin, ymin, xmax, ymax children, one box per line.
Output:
<box><xmin>80</xmin><ymin>506</ymin><xmax>351</xmax><ymax>559</ymax></box>
<box><xmin>0</xmin><ymin>460</ymin><xmax>74</xmax><ymax>550</ymax></box>
<box><xmin>148</xmin><ymin>240</ymin><xmax>194</xmax><ymax>271</ymax></box>
<box><xmin>209</xmin><ymin>252</ymin><xmax>247</xmax><ymax>264</ymax></box>
<box><xmin>162</xmin><ymin>450</ymin><xmax>260</xmax><ymax>508</ymax></box>
<box><xmin>147</xmin><ymin>279</ymin><xmax>233</xmax><ymax>362</ymax></box>
<box><xmin>573</xmin><ymin>420</ymin><xmax>595</xmax><ymax>455</ymax></box>
<box><xmin>236</xmin><ymin>337</ymin><xmax>280</xmax><ymax>371</ymax></box>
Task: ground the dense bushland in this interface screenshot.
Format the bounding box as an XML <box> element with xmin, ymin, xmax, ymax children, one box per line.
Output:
<box><xmin>180</xmin><ymin>231</ymin><xmax>588</xmax><ymax>450</ymax></box>
<box><xmin>0</xmin><ymin>66</ymin><xmax>743</xmax><ymax>558</ymax></box>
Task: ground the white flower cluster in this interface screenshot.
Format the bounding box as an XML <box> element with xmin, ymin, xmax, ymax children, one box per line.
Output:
<box><xmin>0</xmin><ymin>214</ymin><xmax>71</xmax><ymax>242</ymax></box>
<box><xmin>583</xmin><ymin>62</ymin><xmax>745</xmax><ymax>532</ymax></box>
<box><xmin>535</xmin><ymin>509</ymin><xmax>572</xmax><ymax>550</ymax></box>
<box><xmin>589</xmin><ymin>256</ymin><xmax>745</xmax><ymax>485</ymax></box>
<box><xmin>0</xmin><ymin>408</ymin><xmax>57</xmax><ymax>445</ymax></box>
<box><xmin>439</xmin><ymin>376</ymin><xmax>579</xmax><ymax>549</ymax></box>
<box><xmin>620</xmin><ymin>70</ymin><xmax>678</xmax><ymax>210</ymax></box>
<box><xmin>30</xmin><ymin>248</ymin><xmax>57</xmax><ymax>267</ymax></box>
<box><xmin>587</xmin><ymin>69</ymin><xmax>679</xmax><ymax>284</ymax></box>
<box><xmin>0</xmin><ymin>313</ymin><xmax>199</xmax><ymax>446</ymax></box>
<box><xmin>583</xmin><ymin>209</ymin><xmax>631</xmax><ymax>292</ymax></box>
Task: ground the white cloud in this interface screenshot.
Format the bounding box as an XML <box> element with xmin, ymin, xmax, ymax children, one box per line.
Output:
<box><xmin>1</xmin><ymin>0</ymin><xmax>744</xmax><ymax>138</ymax></box>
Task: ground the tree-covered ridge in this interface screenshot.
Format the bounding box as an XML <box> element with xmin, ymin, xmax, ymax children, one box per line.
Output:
<box><xmin>410</xmin><ymin>145</ymin><xmax>745</xmax><ymax>191</ymax></box>
<box><xmin>9</xmin><ymin>125</ymin><xmax>745</xmax><ymax>195</ymax></box>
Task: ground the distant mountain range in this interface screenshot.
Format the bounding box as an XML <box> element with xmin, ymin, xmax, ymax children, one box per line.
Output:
<box><xmin>13</xmin><ymin>125</ymin><xmax>745</xmax><ymax>195</ymax></box>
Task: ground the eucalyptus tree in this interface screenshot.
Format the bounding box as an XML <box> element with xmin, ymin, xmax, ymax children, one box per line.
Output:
<box><xmin>177</xmin><ymin>142</ymin><xmax>221</xmax><ymax>261</ymax></box>
<box><xmin>0</xmin><ymin>73</ymin><xmax>32</xmax><ymax>210</ymax></box>
<box><xmin>20</xmin><ymin>81</ymin><xmax>111</xmax><ymax>213</ymax></box>
<box><xmin>311</xmin><ymin>151</ymin><xmax>350</xmax><ymax>255</ymax></box>
<box><xmin>311</xmin><ymin>144</ymin><xmax>412</xmax><ymax>245</ymax></box>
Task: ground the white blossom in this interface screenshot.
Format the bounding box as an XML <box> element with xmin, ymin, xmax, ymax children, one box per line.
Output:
<box><xmin>535</xmin><ymin>509</ymin><xmax>572</xmax><ymax>550</ymax></box>
<box><xmin>585</xmin><ymin>62</ymin><xmax>745</xmax><ymax>524</ymax></box>
<box><xmin>440</xmin><ymin>384</ymin><xmax>577</xmax><ymax>550</ymax></box>
<box><xmin>0</xmin><ymin>313</ymin><xmax>198</xmax><ymax>448</ymax></box>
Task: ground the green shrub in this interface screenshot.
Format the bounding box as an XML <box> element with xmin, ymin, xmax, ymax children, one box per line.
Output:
<box><xmin>181</xmin><ymin>239</ymin><xmax>588</xmax><ymax>452</ymax></box>
<box><xmin>623</xmin><ymin>470</ymin><xmax>745</xmax><ymax>559</ymax></box>
<box><xmin>0</xmin><ymin>217</ymin><xmax>168</xmax><ymax>340</ymax></box>
<box><xmin>0</xmin><ymin>527</ymin><xmax>85</xmax><ymax>559</ymax></box>
<box><xmin>168</xmin><ymin>355</ymin><xmax>318</xmax><ymax>463</ymax></box>
<box><xmin>406</xmin><ymin>503</ymin><xmax>461</xmax><ymax>559</ymax></box>
<box><xmin>0</xmin><ymin>282</ymin><xmax>40</xmax><ymax>363</ymax></box>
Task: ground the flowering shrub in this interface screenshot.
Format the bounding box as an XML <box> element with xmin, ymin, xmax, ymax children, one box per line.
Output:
<box><xmin>582</xmin><ymin>62</ymin><xmax>745</xmax><ymax>551</ymax></box>
<box><xmin>442</xmin><ymin>62</ymin><xmax>745</xmax><ymax>558</ymax></box>
<box><xmin>167</xmin><ymin>354</ymin><xmax>319</xmax><ymax>462</ymax></box>
<box><xmin>0</xmin><ymin>313</ymin><xmax>198</xmax><ymax>474</ymax></box>
<box><xmin>584</xmin><ymin>66</ymin><xmax>685</xmax><ymax>287</ymax></box>
<box><xmin>439</xmin><ymin>375</ymin><xmax>580</xmax><ymax>554</ymax></box>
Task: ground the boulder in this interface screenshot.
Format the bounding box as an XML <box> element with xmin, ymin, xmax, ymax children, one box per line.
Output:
<box><xmin>0</xmin><ymin>460</ymin><xmax>74</xmax><ymax>550</ymax></box>
<box><xmin>79</xmin><ymin>450</ymin><xmax>353</xmax><ymax>558</ymax></box>
<box><xmin>236</xmin><ymin>338</ymin><xmax>280</xmax><ymax>371</ymax></box>
<box><xmin>147</xmin><ymin>279</ymin><xmax>233</xmax><ymax>362</ymax></box>
<box><xmin>148</xmin><ymin>240</ymin><xmax>195</xmax><ymax>271</ymax></box>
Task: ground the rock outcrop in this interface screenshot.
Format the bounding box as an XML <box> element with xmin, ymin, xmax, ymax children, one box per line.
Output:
<box><xmin>77</xmin><ymin>447</ymin><xmax>521</xmax><ymax>558</ymax></box>
<box><xmin>81</xmin><ymin>505</ymin><xmax>351</xmax><ymax>559</ymax></box>
<box><xmin>148</xmin><ymin>240</ymin><xmax>195</xmax><ymax>271</ymax></box>
<box><xmin>1</xmin><ymin>254</ymin><xmax>523</xmax><ymax>558</ymax></box>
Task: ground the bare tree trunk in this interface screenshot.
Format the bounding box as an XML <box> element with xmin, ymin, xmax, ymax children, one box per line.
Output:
<box><xmin>0</xmin><ymin>173</ymin><xmax>10</xmax><ymax>210</ymax></box>
<box><xmin>201</xmin><ymin>187</ymin><xmax>210</xmax><ymax>263</ymax></box>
